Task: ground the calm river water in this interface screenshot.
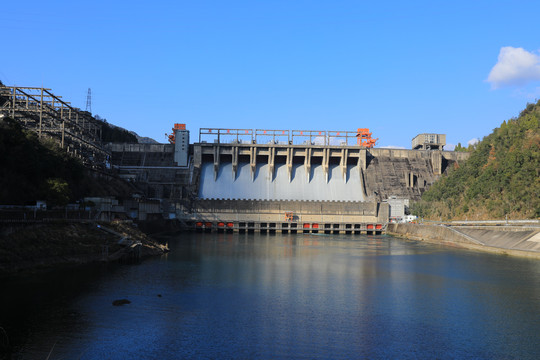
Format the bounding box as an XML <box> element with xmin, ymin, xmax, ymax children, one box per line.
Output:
<box><xmin>2</xmin><ymin>232</ymin><xmax>540</xmax><ymax>359</ymax></box>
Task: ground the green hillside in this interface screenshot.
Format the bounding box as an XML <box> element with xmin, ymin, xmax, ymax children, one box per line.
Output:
<box><xmin>0</xmin><ymin>117</ymin><xmax>85</xmax><ymax>206</ymax></box>
<box><xmin>0</xmin><ymin>116</ymin><xmax>133</xmax><ymax>207</ymax></box>
<box><xmin>413</xmin><ymin>101</ymin><xmax>540</xmax><ymax>220</ymax></box>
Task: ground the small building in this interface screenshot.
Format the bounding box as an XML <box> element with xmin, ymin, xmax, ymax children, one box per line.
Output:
<box><xmin>173</xmin><ymin>124</ymin><xmax>190</xmax><ymax>167</ymax></box>
<box><xmin>384</xmin><ymin>196</ymin><xmax>410</xmax><ymax>222</ymax></box>
<box><xmin>123</xmin><ymin>198</ymin><xmax>163</xmax><ymax>220</ymax></box>
<box><xmin>412</xmin><ymin>133</ymin><xmax>446</xmax><ymax>150</ymax></box>
<box><xmin>83</xmin><ymin>197</ymin><xmax>116</xmax><ymax>212</ymax></box>
<box><xmin>83</xmin><ymin>197</ymin><xmax>125</xmax><ymax>220</ymax></box>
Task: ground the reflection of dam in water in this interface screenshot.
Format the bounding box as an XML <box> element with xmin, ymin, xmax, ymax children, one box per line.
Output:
<box><xmin>198</xmin><ymin>162</ymin><xmax>365</xmax><ymax>201</ymax></box>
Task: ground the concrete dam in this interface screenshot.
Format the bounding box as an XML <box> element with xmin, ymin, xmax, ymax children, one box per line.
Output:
<box><xmin>195</xmin><ymin>143</ymin><xmax>467</xmax><ymax>202</ymax></box>
<box><xmin>188</xmin><ymin>129</ymin><xmax>469</xmax><ymax>233</ymax></box>
<box><xmin>107</xmin><ymin>127</ymin><xmax>469</xmax><ymax>233</ymax></box>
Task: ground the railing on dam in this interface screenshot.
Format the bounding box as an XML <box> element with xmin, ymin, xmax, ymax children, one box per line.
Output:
<box><xmin>198</xmin><ymin>128</ymin><xmax>373</xmax><ymax>147</ymax></box>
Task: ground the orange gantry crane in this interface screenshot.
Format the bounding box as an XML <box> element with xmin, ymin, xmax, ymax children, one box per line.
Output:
<box><xmin>356</xmin><ymin>128</ymin><xmax>378</xmax><ymax>148</ymax></box>
<box><xmin>166</xmin><ymin>123</ymin><xmax>186</xmax><ymax>144</ymax></box>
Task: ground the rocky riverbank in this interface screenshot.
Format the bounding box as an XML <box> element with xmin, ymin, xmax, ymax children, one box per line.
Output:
<box><xmin>0</xmin><ymin>220</ymin><xmax>169</xmax><ymax>277</ymax></box>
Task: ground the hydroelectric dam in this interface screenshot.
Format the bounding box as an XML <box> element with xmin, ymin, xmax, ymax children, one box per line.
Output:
<box><xmin>172</xmin><ymin>128</ymin><xmax>468</xmax><ymax>234</ymax></box>
<box><xmin>0</xmin><ymin>85</ymin><xmax>468</xmax><ymax>232</ymax></box>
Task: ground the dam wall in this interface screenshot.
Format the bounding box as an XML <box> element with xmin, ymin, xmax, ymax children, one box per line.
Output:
<box><xmin>193</xmin><ymin>143</ymin><xmax>470</xmax><ymax>202</ymax></box>
<box><xmin>193</xmin><ymin>199</ymin><xmax>382</xmax><ymax>218</ymax></box>
<box><xmin>187</xmin><ymin>199</ymin><xmax>388</xmax><ymax>234</ymax></box>
<box><xmin>106</xmin><ymin>140</ymin><xmax>469</xmax><ymax>230</ymax></box>
<box><xmin>198</xmin><ymin>162</ymin><xmax>365</xmax><ymax>201</ymax></box>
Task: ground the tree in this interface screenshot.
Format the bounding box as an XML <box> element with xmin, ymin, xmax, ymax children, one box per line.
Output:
<box><xmin>412</xmin><ymin>100</ymin><xmax>540</xmax><ymax>220</ymax></box>
<box><xmin>44</xmin><ymin>178</ymin><xmax>71</xmax><ymax>207</ymax></box>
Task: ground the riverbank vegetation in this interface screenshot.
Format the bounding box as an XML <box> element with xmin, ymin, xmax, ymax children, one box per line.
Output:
<box><xmin>412</xmin><ymin>100</ymin><xmax>540</xmax><ymax>220</ymax></box>
<box><xmin>0</xmin><ymin>116</ymin><xmax>133</xmax><ymax>207</ymax></box>
<box><xmin>0</xmin><ymin>114</ymin><xmax>169</xmax><ymax>276</ymax></box>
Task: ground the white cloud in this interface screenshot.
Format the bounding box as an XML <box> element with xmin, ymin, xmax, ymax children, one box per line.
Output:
<box><xmin>381</xmin><ymin>145</ymin><xmax>406</xmax><ymax>149</ymax></box>
<box><xmin>487</xmin><ymin>47</ymin><xmax>540</xmax><ymax>89</ymax></box>
<box><xmin>467</xmin><ymin>138</ymin><xmax>479</xmax><ymax>146</ymax></box>
<box><xmin>445</xmin><ymin>143</ymin><xmax>456</xmax><ymax>151</ymax></box>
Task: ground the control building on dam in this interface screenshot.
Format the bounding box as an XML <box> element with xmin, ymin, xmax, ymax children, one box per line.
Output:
<box><xmin>108</xmin><ymin>126</ymin><xmax>469</xmax><ymax>233</ymax></box>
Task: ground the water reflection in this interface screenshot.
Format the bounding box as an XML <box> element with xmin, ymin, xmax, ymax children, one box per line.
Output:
<box><xmin>2</xmin><ymin>232</ymin><xmax>540</xmax><ymax>359</ymax></box>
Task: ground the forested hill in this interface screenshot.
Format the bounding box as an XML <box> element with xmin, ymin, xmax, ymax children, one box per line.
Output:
<box><xmin>0</xmin><ymin>117</ymin><xmax>134</xmax><ymax>206</ymax></box>
<box><xmin>413</xmin><ymin>101</ymin><xmax>540</xmax><ymax>220</ymax></box>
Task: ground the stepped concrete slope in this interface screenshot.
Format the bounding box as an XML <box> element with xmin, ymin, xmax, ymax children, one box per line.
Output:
<box><xmin>362</xmin><ymin>155</ymin><xmax>437</xmax><ymax>200</ymax></box>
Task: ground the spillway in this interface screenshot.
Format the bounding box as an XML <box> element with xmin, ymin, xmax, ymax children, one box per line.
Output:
<box><xmin>198</xmin><ymin>162</ymin><xmax>365</xmax><ymax>201</ymax></box>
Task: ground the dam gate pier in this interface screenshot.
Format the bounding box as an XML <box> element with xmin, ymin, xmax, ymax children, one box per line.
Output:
<box><xmin>192</xmin><ymin>221</ymin><xmax>384</xmax><ymax>235</ymax></box>
<box><xmin>184</xmin><ymin>199</ymin><xmax>388</xmax><ymax>234</ymax></box>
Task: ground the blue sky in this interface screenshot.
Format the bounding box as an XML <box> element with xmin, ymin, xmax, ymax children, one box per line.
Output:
<box><xmin>1</xmin><ymin>0</ymin><xmax>540</xmax><ymax>148</ymax></box>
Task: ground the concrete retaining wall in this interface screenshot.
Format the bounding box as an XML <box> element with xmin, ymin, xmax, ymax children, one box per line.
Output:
<box><xmin>387</xmin><ymin>223</ymin><xmax>540</xmax><ymax>258</ymax></box>
<box><xmin>386</xmin><ymin>223</ymin><xmax>476</xmax><ymax>245</ymax></box>
<box><xmin>194</xmin><ymin>199</ymin><xmax>379</xmax><ymax>215</ymax></box>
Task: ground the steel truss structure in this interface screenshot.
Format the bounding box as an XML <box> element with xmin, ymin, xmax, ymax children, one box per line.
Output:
<box><xmin>0</xmin><ymin>85</ymin><xmax>110</xmax><ymax>168</ymax></box>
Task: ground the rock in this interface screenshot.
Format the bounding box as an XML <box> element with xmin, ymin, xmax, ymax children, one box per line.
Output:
<box><xmin>112</xmin><ymin>299</ymin><xmax>131</xmax><ymax>306</ymax></box>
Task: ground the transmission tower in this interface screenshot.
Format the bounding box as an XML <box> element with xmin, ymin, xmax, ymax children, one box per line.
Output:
<box><xmin>85</xmin><ymin>88</ymin><xmax>92</xmax><ymax>113</ymax></box>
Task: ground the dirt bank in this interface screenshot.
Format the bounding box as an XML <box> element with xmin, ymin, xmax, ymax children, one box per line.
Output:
<box><xmin>0</xmin><ymin>221</ymin><xmax>169</xmax><ymax>276</ymax></box>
